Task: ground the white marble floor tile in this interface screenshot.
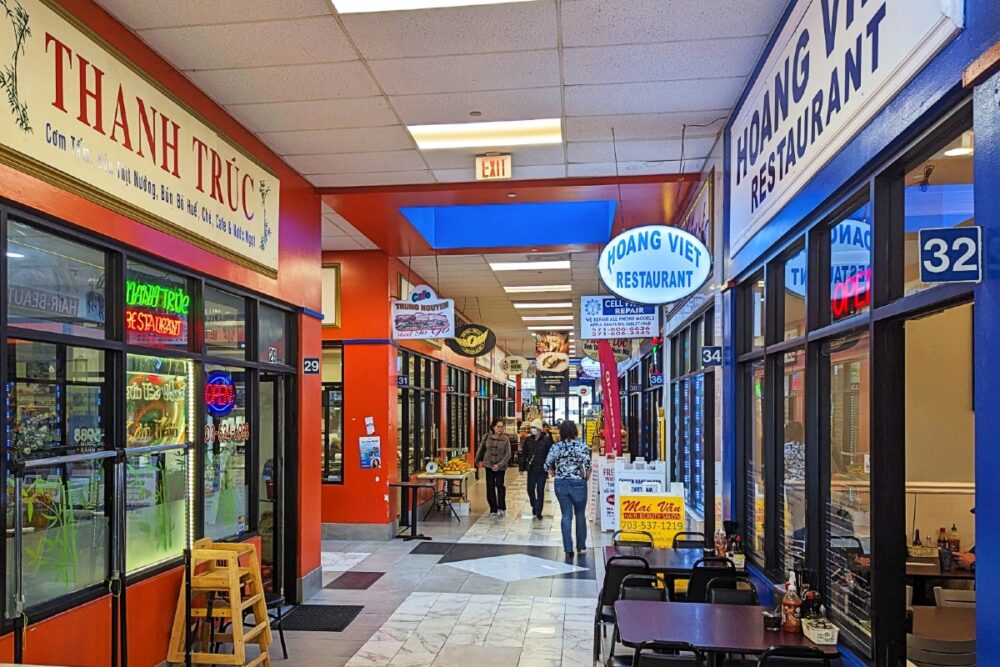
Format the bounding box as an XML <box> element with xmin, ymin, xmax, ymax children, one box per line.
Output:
<box><xmin>443</xmin><ymin>554</ymin><xmax>586</xmax><ymax>582</ymax></box>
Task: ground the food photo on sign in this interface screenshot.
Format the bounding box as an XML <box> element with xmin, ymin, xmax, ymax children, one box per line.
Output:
<box><xmin>391</xmin><ymin>284</ymin><xmax>455</xmax><ymax>340</ymax></box>
<box><xmin>535</xmin><ymin>330</ymin><xmax>570</xmax><ymax>396</ymax></box>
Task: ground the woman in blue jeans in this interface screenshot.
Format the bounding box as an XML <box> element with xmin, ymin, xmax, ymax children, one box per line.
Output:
<box><xmin>545</xmin><ymin>421</ymin><xmax>592</xmax><ymax>558</ymax></box>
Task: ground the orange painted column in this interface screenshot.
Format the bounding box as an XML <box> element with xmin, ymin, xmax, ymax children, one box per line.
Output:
<box><xmin>297</xmin><ymin>312</ymin><xmax>323</xmax><ymax>592</ymax></box>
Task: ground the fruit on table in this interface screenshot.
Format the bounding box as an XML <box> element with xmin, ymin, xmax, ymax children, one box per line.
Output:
<box><xmin>442</xmin><ymin>457</ymin><xmax>470</xmax><ymax>473</ymax></box>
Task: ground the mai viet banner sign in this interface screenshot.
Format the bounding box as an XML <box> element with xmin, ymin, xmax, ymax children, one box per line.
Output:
<box><xmin>580</xmin><ymin>295</ymin><xmax>659</xmax><ymax>340</ymax></box>
<box><xmin>728</xmin><ymin>0</ymin><xmax>963</xmax><ymax>253</ymax></box>
<box><xmin>0</xmin><ymin>0</ymin><xmax>281</xmax><ymax>274</ymax></box>
<box><xmin>618</xmin><ymin>494</ymin><xmax>686</xmax><ymax>547</ymax></box>
<box><xmin>391</xmin><ymin>284</ymin><xmax>455</xmax><ymax>340</ymax></box>
<box><xmin>599</xmin><ymin>226</ymin><xmax>710</xmax><ymax>305</ymax></box>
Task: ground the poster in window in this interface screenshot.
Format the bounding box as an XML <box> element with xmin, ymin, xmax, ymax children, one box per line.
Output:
<box><xmin>125</xmin><ymin>356</ymin><xmax>190</xmax><ymax>448</ymax></box>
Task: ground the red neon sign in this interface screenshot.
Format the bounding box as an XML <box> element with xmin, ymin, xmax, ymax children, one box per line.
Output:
<box><xmin>831</xmin><ymin>267</ymin><xmax>871</xmax><ymax>319</ymax></box>
<box><xmin>125</xmin><ymin>308</ymin><xmax>184</xmax><ymax>338</ymax></box>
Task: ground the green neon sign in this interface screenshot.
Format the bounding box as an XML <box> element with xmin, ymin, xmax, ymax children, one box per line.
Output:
<box><xmin>126</xmin><ymin>279</ymin><xmax>191</xmax><ymax>316</ymax></box>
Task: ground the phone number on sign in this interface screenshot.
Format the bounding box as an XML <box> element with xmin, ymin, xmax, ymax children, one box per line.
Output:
<box><xmin>586</xmin><ymin>326</ymin><xmax>653</xmax><ymax>337</ymax></box>
<box><xmin>620</xmin><ymin>520</ymin><xmax>685</xmax><ymax>532</ymax></box>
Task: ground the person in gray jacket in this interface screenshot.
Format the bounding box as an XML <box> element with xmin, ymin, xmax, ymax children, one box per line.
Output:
<box><xmin>476</xmin><ymin>418</ymin><xmax>512</xmax><ymax>517</ymax></box>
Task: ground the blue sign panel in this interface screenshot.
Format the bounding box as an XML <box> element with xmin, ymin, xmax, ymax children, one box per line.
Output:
<box><xmin>918</xmin><ymin>226</ymin><xmax>982</xmax><ymax>284</ymax></box>
<box><xmin>397</xmin><ymin>376</ymin><xmax>409</xmax><ymax>388</ymax></box>
<box><xmin>702</xmin><ymin>346</ymin><xmax>723</xmax><ymax>367</ymax></box>
<box><xmin>303</xmin><ymin>357</ymin><xmax>320</xmax><ymax>374</ymax></box>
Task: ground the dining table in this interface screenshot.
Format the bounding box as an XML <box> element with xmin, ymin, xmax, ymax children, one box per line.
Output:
<box><xmin>615</xmin><ymin>600</ymin><xmax>839</xmax><ymax>662</ymax></box>
<box><xmin>603</xmin><ymin>545</ymin><xmax>706</xmax><ymax>576</ymax></box>
<box><xmin>910</xmin><ymin>606</ymin><xmax>976</xmax><ymax>642</ymax></box>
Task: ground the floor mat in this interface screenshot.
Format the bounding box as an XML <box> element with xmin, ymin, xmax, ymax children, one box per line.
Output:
<box><xmin>410</xmin><ymin>542</ymin><xmax>455</xmax><ymax>555</ymax></box>
<box><xmin>280</xmin><ymin>605</ymin><xmax>364</xmax><ymax>632</ymax></box>
<box><xmin>325</xmin><ymin>571</ymin><xmax>384</xmax><ymax>590</ymax></box>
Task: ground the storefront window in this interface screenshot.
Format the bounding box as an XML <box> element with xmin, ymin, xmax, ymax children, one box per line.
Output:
<box><xmin>258</xmin><ymin>304</ymin><xmax>288</xmax><ymax>364</ymax></box>
<box><xmin>6</xmin><ymin>340</ymin><xmax>109</xmax><ymax>609</ymax></box>
<box><xmin>902</xmin><ymin>129</ymin><xmax>975</xmax><ymax>296</ymax></box>
<box><xmin>750</xmin><ymin>274</ymin><xmax>766</xmax><ymax>349</ymax></box>
<box><xmin>205</xmin><ymin>286</ymin><xmax>247</xmax><ymax>360</ymax></box>
<box><xmin>784</xmin><ymin>247</ymin><xmax>806</xmax><ymax>339</ymax></box>
<box><xmin>781</xmin><ymin>350</ymin><xmax>806</xmax><ymax>572</ymax></box>
<box><xmin>7</xmin><ymin>221</ymin><xmax>106</xmax><ymax>339</ymax></box>
<box><xmin>203</xmin><ymin>366</ymin><xmax>249</xmax><ymax>539</ymax></box>
<box><xmin>825</xmin><ymin>332</ymin><xmax>871</xmax><ymax>650</ymax></box>
<box><xmin>746</xmin><ymin>360</ymin><xmax>765</xmax><ymax>563</ymax></box>
<box><xmin>126</xmin><ymin>261</ymin><xmax>192</xmax><ymax>349</ymax></box>
<box><xmin>125</xmin><ymin>354</ymin><xmax>191</xmax><ymax>571</ymax></box>
<box><xmin>830</xmin><ymin>203</ymin><xmax>872</xmax><ymax>322</ymax></box>
<box><xmin>322</xmin><ymin>346</ymin><xmax>344</xmax><ymax>483</ymax></box>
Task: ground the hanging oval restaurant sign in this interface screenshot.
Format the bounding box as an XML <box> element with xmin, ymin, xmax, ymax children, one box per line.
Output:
<box><xmin>499</xmin><ymin>355</ymin><xmax>529</xmax><ymax>376</ymax></box>
<box><xmin>205</xmin><ymin>370</ymin><xmax>237</xmax><ymax>418</ymax></box>
<box><xmin>599</xmin><ymin>225</ymin><xmax>711</xmax><ymax>305</ymax></box>
<box><xmin>446</xmin><ymin>323</ymin><xmax>496</xmax><ymax>358</ymax></box>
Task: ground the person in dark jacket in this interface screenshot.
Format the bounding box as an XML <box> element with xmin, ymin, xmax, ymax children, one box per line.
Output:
<box><xmin>476</xmin><ymin>418</ymin><xmax>512</xmax><ymax>517</ymax></box>
<box><xmin>520</xmin><ymin>418</ymin><xmax>553</xmax><ymax>519</ymax></box>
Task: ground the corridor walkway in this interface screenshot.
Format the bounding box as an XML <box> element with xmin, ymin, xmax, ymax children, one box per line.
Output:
<box><xmin>293</xmin><ymin>469</ymin><xmax>610</xmax><ymax>667</ymax></box>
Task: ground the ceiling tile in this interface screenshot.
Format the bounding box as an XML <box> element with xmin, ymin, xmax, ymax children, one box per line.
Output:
<box><xmin>95</xmin><ymin>0</ymin><xmax>329</xmax><ymax>30</ymax></box>
<box><xmin>138</xmin><ymin>16</ymin><xmax>355</xmax><ymax>70</ymax></box>
<box><xmin>342</xmin><ymin>1</ymin><xmax>557</xmax><ymax>59</ymax></box>
<box><xmin>186</xmin><ymin>62</ymin><xmax>379</xmax><ymax>105</ymax></box>
<box><xmin>567</xmin><ymin>136</ymin><xmax>717</xmax><ymax>163</ymax></box>
<box><xmin>289</xmin><ymin>150</ymin><xmax>427</xmax><ymax>175</ymax></box>
<box><xmin>225</xmin><ymin>97</ymin><xmax>398</xmax><ymax>133</ymax></box>
<box><xmin>564</xmin><ymin>78</ymin><xmax>747</xmax><ymax>116</ymax></box>
<box><xmin>563</xmin><ymin>36</ymin><xmax>766</xmax><ymax>85</ymax></box>
<box><xmin>560</xmin><ymin>0</ymin><xmax>786</xmax><ymax>46</ymax></box>
<box><xmin>389</xmin><ymin>88</ymin><xmax>562</xmax><ymax>125</ymax></box>
<box><xmin>564</xmin><ymin>111</ymin><xmax>729</xmax><ymax>142</ymax></box>
<box><xmin>308</xmin><ymin>171</ymin><xmax>436</xmax><ymax>187</ymax></box>
<box><xmin>322</xmin><ymin>236</ymin><xmax>364</xmax><ymax>251</ymax></box>
<box><xmin>421</xmin><ymin>145</ymin><xmax>565</xmax><ymax>170</ymax></box>
<box><xmin>568</xmin><ymin>160</ymin><xmax>686</xmax><ymax>177</ymax></box>
<box><xmin>368</xmin><ymin>50</ymin><xmax>560</xmax><ymax>95</ymax></box>
<box><xmin>259</xmin><ymin>126</ymin><xmax>414</xmax><ymax>156</ymax></box>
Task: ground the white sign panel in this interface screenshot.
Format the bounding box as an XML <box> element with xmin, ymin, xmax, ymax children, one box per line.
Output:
<box><xmin>499</xmin><ymin>355</ymin><xmax>529</xmax><ymax>375</ymax></box>
<box><xmin>728</xmin><ymin>0</ymin><xmax>963</xmax><ymax>252</ymax></box>
<box><xmin>580</xmin><ymin>296</ymin><xmax>659</xmax><ymax>340</ymax></box>
<box><xmin>391</xmin><ymin>284</ymin><xmax>455</xmax><ymax>340</ymax></box>
<box><xmin>0</xmin><ymin>0</ymin><xmax>281</xmax><ymax>274</ymax></box>
<box><xmin>599</xmin><ymin>226</ymin><xmax>710</xmax><ymax>305</ymax></box>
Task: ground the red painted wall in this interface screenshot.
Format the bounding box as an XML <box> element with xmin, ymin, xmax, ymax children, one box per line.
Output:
<box><xmin>0</xmin><ymin>1</ymin><xmax>323</xmax><ymax>665</ymax></box>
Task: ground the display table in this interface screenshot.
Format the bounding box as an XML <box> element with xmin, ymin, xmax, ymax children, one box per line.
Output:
<box><xmin>389</xmin><ymin>481</ymin><xmax>436</xmax><ymax>541</ymax></box>
<box><xmin>416</xmin><ymin>470</ymin><xmax>472</xmax><ymax>521</ymax></box>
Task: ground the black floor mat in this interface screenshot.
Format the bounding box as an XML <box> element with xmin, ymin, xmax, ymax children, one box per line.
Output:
<box><xmin>280</xmin><ymin>605</ymin><xmax>363</xmax><ymax>632</ymax></box>
<box><xmin>411</xmin><ymin>542</ymin><xmax>455</xmax><ymax>555</ymax></box>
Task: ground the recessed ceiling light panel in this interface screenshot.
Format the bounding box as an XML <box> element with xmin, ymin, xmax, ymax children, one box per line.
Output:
<box><xmin>527</xmin><ymin>325</ymin><xmax>574</xmax><ymax>331</ymax></box>
<box><xmin>503</xmin><ymin>285</ymin><xmax>572</xmax><ymax>293</ymax></box>
<box><xmin>408</xmin><ymin>118</ymin><xmax>561</xmax><ymax>150</ymax></box>
<box><xmin>513</xmin><ymin>302</ymin><xmax>572</xmax><ymax>309</ymax></box>
<box><xmin>490</xmin><ymin>260</ymin><xmax>570</xmax><ymax>271</ymax></box>
<box><xmin>521</xmin><ymin>315</ymin><xmax>574</xmax><ymax>321</ymax></box>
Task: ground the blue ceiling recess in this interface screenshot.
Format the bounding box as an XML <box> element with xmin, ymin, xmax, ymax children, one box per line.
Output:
<box><xmin>400</xmin><ymin>200</ymin><xmax>618</xmax><ymax>250</ymax></box>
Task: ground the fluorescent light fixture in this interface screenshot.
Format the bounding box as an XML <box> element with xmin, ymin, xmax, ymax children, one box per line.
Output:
<box><xmin>490</xmin><ymin>260</ymin><xmax>570</xmax><ymax>272</ymax></box>
<box><xmin>521</xmin><ymin>315</ymin><xmax>574</xmax><ymax>321</ymax></box>
<box><xmin>944</xmin><ymin>147</ymin><xmax>974</xmax><ymax>157</ymax></box>
<box><xmin>513</xmin><ymin>301</ymin><xmax>572</xmax><ymax>309</ymax></box>
<box><xmin>409</xmin><ymin>118</ymin><xmax>561</xmax><ymax>150</ymax></box>
<box><xmin>503</xmin><ymin>284</ymin><xmax>572</xmax><ymax>293</ymax></box>
<box><xmin>333</xmin><ymin>0</ymin><xmax>537</xmax><ymax>13</ymax></box>
<box><xmin>527</xmin><ymin>325</ymin><xmax>574</xmax><ymax>331</ymax></box>
<box><xmin>6</xmin><ymin>251</ymin><xmax>23</xmax><ymax>258</ymax></box>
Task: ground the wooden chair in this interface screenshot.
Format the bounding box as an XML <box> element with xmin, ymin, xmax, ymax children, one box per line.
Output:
<box><xmin>933</xmin><ymin>586</ymin><xmax>975</xmax><ymax>608</ymax></box>
<box><xmin>907</xmin><ymin>634</ymin><xmax>976</xmax><ymax>666</ymax></box>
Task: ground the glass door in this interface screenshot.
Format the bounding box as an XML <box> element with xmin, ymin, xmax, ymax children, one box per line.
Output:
<box><xmin>258</xmin><ymin>373</ymin><xmax>286</xmax><ymax>596</ymax></box>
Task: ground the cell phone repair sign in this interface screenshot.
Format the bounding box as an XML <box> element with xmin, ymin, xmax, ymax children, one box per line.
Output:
<box><xmin>580</xmin><ymin>296</ymin><xmax>658</xmax><ymax>340</ymax></box>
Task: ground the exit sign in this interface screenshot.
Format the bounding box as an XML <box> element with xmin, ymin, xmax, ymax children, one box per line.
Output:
<box><xmin>475</xmin><ymin>154</ymin><xmax>512</xmax><ymax>181</ymax></box>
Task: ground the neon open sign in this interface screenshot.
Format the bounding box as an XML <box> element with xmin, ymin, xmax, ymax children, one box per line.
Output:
<box><xmin>205</xmin><ymin>370</ymin><xmax>237</xmax><ymax>417</ymax></box>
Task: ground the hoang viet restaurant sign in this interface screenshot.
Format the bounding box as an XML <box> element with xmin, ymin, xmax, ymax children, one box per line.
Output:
<box><xmin>392</xmin><ymin>284</ymin><xmax>455</xmax><ymax>340</ymax></box>
<box><xmin>728</xmin><ymin>0</ymin><xmax>962</xmax><ymax>252</ymax></box>
<box><xmin>0</xmin><ymin>0</ymin><xmax>280</xmax><ymax>274</ymax></box>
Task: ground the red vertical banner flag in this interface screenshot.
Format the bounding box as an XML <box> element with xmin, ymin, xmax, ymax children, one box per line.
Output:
<box><xmin>597</xmin><ymin>340</ymin><xmax>623</xmax><ymax>456</ymax></box>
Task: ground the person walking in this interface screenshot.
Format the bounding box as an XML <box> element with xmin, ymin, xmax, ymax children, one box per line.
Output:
<box><xmin>476</xmin><ymin>418</ymin><xmax>512</xmax><ymax>517</ymax></box>
<box><xmin>520</xmin><ymin>418</ymin><xmax>553</xmax><ymax>519</ymax></box>
<box><xmin>545</xmin><ymin>421</ymin><xmax>592</xmax><ymax>558</ymax></box>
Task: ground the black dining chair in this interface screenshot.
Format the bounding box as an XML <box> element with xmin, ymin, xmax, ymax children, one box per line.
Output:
<box><xmin>606</xmin><ymin>575</ymin><xmax>671</xmax><ymax>666</ymax></box>
<box><xmin>631</xmin><ymin>640</ymin><xmax>705</xmax><ymax>666</ymax></box>
<box><xmin>596</xmin><ymin>555</ymin><xmax>652</xmax><ymax>663</ymax></box>
<box><xmin>756</xmin><ymin>645</ymin><xmax>837</xmax><ymax>665</ymax></box>
<box><xmin>614</xmin><ymin>529</ymin><xmax>656</xmax><ymax>548</ymax></box>
<box><xmin>706</xmin><ymin>575</ymin><xmax>758</xmax><ymax>606</ymax></box>
<box><xmin>683</xmin><ymin>557</ymin><xmax>736</xmax><ymax>603</ymax></box>
<box><xmin>672</xmin><ymin>532</ymin><xmax>707</xmax><ymax>550</ymax></box>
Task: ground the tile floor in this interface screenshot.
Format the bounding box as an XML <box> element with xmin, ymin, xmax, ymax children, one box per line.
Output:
<box><xmin>282</xmin><ymin>469</ymin><xmax>613</xmax><ymax>667</ymax></box>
